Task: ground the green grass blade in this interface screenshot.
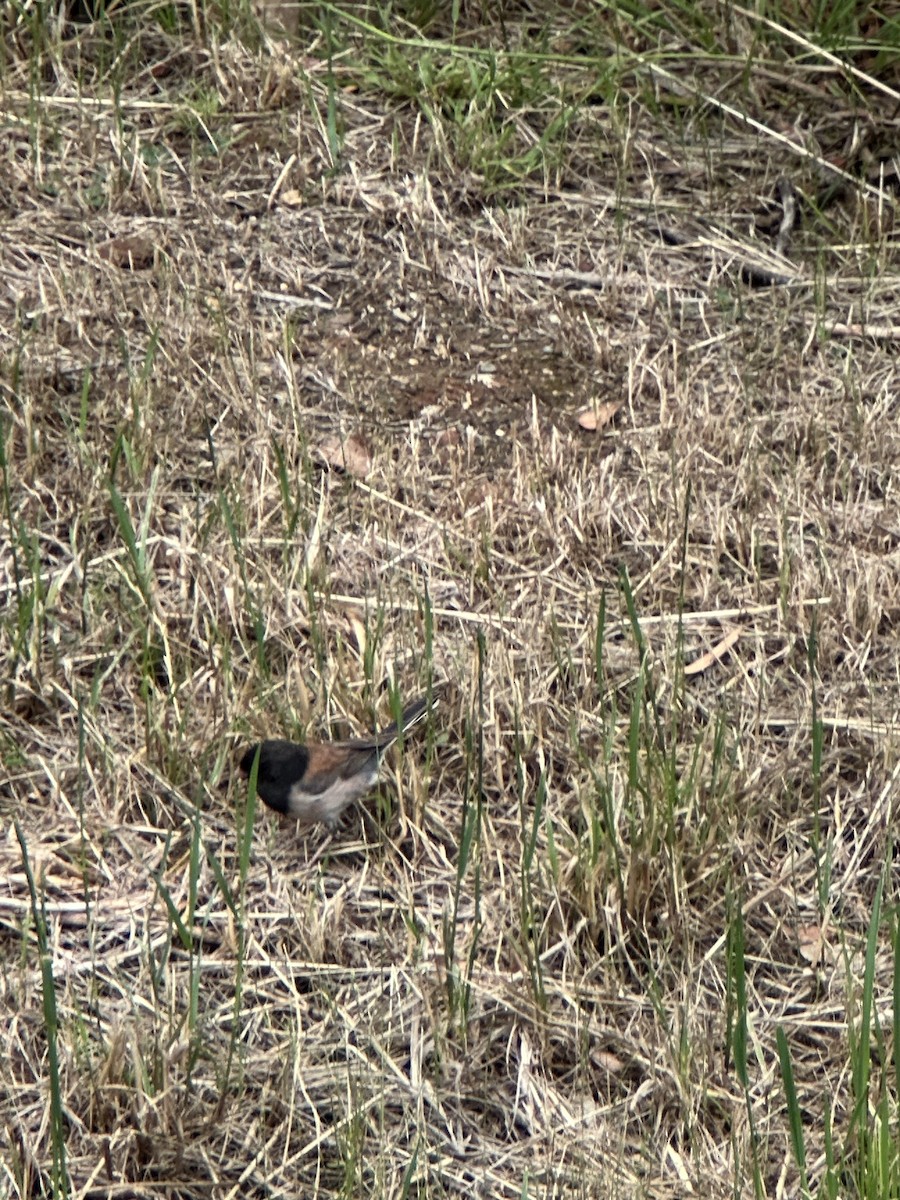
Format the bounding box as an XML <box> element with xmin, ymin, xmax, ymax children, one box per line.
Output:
<box><xmin>776</xmin><ymin>1025</ymin><xmax>809</xmax><ymax>1199</ymax></box>
<box><xmin>15</xmin><ymin>820</ymin><xmax>69</xmax><ymax>1200</ymax></box>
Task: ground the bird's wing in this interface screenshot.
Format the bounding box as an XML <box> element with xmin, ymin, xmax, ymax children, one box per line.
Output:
<box><xmin>303</xmin><ymin>743</ymin><xmax>379</xmax><ymax>791</ymax></box>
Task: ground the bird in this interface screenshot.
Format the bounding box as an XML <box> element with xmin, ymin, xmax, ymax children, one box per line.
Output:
<box><xmin>239</xmin><ymin>696</ymin><xmax>429</xmax><ymax>827</ymax></box>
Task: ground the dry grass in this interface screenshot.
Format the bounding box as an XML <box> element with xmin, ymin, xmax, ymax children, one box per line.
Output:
<box><xmin>2</xmin><ymin>2</ymin><xmax>900</xmax><ymax>1197</ymax></box>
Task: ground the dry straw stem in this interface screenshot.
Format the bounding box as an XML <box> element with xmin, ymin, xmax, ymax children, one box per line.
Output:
<box><xmin>2</xmin><ymin>3</ymin><xmax>900</xmax><ymax>1198</ymax></box>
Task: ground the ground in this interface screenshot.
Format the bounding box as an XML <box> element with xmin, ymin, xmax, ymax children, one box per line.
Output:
<box><xmin>2</xmin><ymin>2</ymin><xmax>900</xmax><ymax>1197</ymax></box>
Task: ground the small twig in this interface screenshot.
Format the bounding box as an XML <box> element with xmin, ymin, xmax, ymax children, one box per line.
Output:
<box><xmin>503</xmin><ymin>264</ymin><xmax>606</xmax><ymax>290</ymax></box>
<box><xmin>825</xmin><ymin>322</ymin><xmax>900</xmax><ymax>342</ymax></box>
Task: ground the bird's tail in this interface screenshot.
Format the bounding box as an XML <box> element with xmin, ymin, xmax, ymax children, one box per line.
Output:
<box><xmin>373</xmin><ymin>696</ymin><xmax>429</xmax><ymax>744</ymax></box>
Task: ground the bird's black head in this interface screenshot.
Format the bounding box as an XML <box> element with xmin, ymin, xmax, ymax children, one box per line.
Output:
<box><xmin>239</xmin><ymin>740</ymin><xmax>310</xmax><ymax>815</ymax></box>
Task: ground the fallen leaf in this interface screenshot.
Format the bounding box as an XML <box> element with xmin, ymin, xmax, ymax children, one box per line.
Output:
<box><xmin>593</xmin><ymin>1050</ymin><xmax>624</xmax><ymax>1073</ymax></box>
<box><xmin>798</xmin><ymin>923</ymin><xmax>824</xmax><ymax>965</ymax></box>
<box><xmin>97</xmin><ymin>234</ymin><xmax>156</xmax><ymax>270</ymax></box>
<box><xmin>346</xmin><ymin>607</ymin><xmax>367</xmax><ymax>658</ymax></box>
<box><xmin>577</xmin><ymin>401</ymin><xmax>621</xmax><ymax>431</ymax></box>
<box><xmin>435</xmin><ymin>427</ymin><xmax>461</xmax><ymax>449</ymax></box>
<box><xmin>463</xmin><ymin>479</ymin><xmax>499</xmax><ymax>510</ymax></box>
<box><xmin>317</xmin><ymin>434</ymin><xmax>372</xmax><ymax>479</ymax></box>
<box><xmin>684</xmin><ymin>628</ymin><xmax>741</xmax><ymax>676</ymax></box>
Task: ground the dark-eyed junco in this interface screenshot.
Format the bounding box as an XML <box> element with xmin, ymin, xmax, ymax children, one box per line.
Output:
<box><xmin>239</xmin><ymin>697</ymin><xmax>429</xmax><ymax>827</ymax></box>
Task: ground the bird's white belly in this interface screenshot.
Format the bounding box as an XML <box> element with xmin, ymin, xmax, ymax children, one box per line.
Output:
<box><xmin>288</xmin><ymin>768</ymin><xmax>380</xmax><ymax>826</ymax></box>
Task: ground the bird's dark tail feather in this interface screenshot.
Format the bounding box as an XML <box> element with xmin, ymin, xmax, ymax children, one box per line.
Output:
<box><xmin>373</xmin><ymin>696</ymin><xmax>429</xmax><ymax>744</ymax></box>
